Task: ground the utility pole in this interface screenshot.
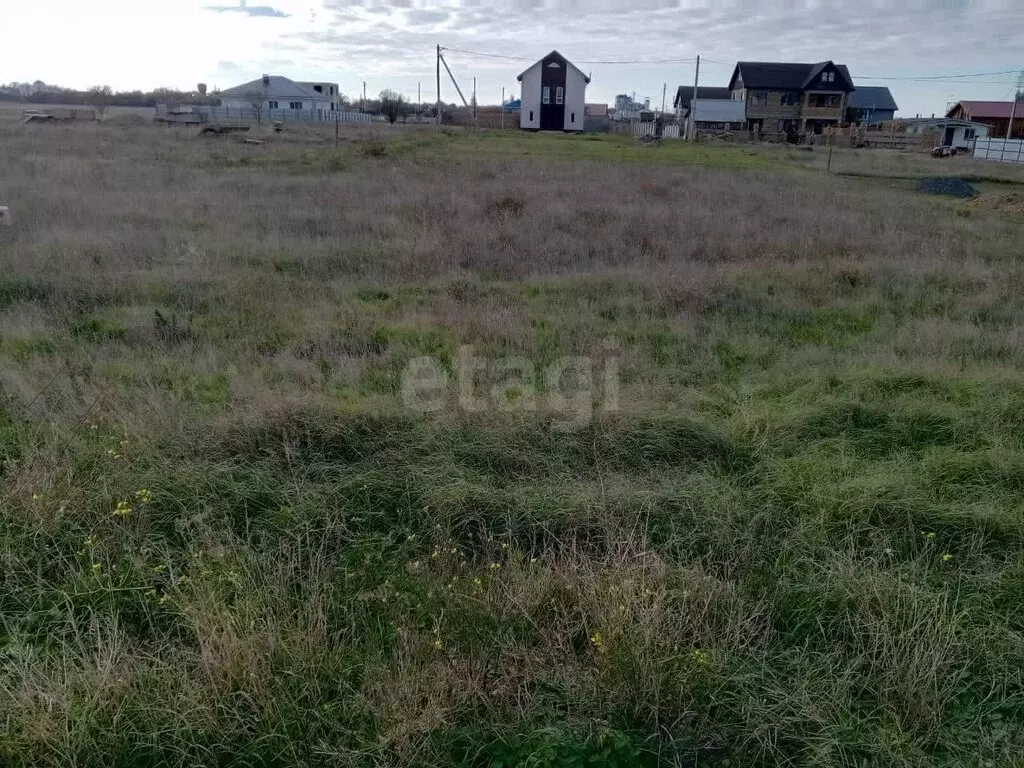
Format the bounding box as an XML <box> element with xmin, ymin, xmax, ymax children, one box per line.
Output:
<box><xmin>1007</xmin><ymin>70</ymin><xmax>1024</xmax><ymax>140</ymax></box>
<box><xmin>472</xmin><ymin>76</ymin><xmax>477</xmax><ymax>130</ymax></box>
<box><xmin>661</xmin><ymin>82</ymin><xmax>667</xmax><ymax>117</ymax></box>
<box><xmin>501</xmin><ymin>86</ymin><xmax>505</xmax><ymax>130</ymax></box>
<box><xmin>436</xmin><ymin>44</ymin><xmax>442</xmax><ymax>127</ymax></box>
<box><xmin>361</xmin><ymin>81</ymin><xmax>366</xmax><ymax>112</ymax></box>
<box><xmin>418</xmin><ymin>81</ymin><xmax>421</xmax><ymax>105</ymax></box>
<box><xmin>689</xmin><ymin>55</ymin><xmax>700</xmax><ymax>141</ymax></box>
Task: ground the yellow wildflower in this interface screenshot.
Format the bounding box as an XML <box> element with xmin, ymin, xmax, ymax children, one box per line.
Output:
<box><xmin>433</xmin><ymin>638</ymin><xmax>444</xmax><ymax>650</ymax></box>
<box><xmin>112</xmin><ymin>500</ymin><xmax>133</xmax><ymax>517</ymax></box>
<box><xmin>691</xmin><ymin>649</ymin><xmax>710</xmax><ymax>665</ymax></box>
<box><xmin>942</xmin><ymin>553</ymin><xmax>953</xmax><ymax>562</ymax></box>
<box><xmin>91</xmin><ymin>563</ymin><xmax>102</xmax><ymax>574</ymax></box>
<box><xmin>135</xmin><ymin>489</ymin><xmax>153</xmax><ymax>504</ymax></box>
<box><xmin>590</xmin><ymin>631</ymin><xmax>604</xmax><ymax>651</ymax></box>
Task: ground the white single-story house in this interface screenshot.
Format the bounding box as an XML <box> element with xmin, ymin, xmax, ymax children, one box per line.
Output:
<box><xmin>902</xmin><ymin>117</ymin><xmax>990</xmax><ymax>151</ymax></box>
<box><xmin>219</xmin><ymin>75</ymin><xmax>341</xmax><ymax>119</ymax></box>
<box><xmin>517</xmin><ymin>51</ymin><xmax>589</xmax><ymax>132</ymax></box>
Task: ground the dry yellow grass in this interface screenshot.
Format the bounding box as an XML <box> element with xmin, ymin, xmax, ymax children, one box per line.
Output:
<box><xmin>1</xmin><ymin>119</ymin><xmax>1023</xmax><ymax>767</ymax></box>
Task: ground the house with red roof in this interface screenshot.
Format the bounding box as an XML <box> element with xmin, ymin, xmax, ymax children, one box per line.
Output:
<box><xmin>946</xmin><ymin>101</ymin><xmax>1023</xmax><ymax>139</ymax></box>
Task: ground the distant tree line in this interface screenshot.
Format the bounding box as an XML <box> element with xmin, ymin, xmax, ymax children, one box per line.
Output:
<box><xmin>0</xmin><ymin>81</ymin><xmax>222</xmax><ymax>108</ymax></box>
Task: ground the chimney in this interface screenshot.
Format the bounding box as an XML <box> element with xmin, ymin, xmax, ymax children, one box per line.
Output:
<box><xmin>262</xmin><ymin>74</ymin><xmax>270</xmax><ymax>88</ymax></box>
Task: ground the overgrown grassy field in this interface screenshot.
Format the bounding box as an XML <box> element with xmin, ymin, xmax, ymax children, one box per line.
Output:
<box><xmin>2</xmin><ymin>120</ymin><xmax>1024</xmax><ymax>767</ymax></box>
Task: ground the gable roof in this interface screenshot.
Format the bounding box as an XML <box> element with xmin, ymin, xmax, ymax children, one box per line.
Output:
<box><xmin>947</xmin><ymin>100</ymin><xmax>1018</xmax><ymax>119</ymax></box>
<box><xmin>673</xmin><ymin>86</ymin><xmax>731</xmax><ymax>109</ymax></box>
<box><xmin>848</xmin><ymin>86</ymin><xmax>898</xmax><ymax>111</ymax></box>
<box><xmin>220</xmin><ymin>75</ymin><xmax>315</xmax><ymax>100</ymax></box>
<box><xmin>516</xmin><ymin>50</ymin><xmax>591</xmax><ymax>84</ymax></box>
<box><xmin>728</xmin><ymin>61</ymin><xmax>854</xmax><ymax>92</ymax></box>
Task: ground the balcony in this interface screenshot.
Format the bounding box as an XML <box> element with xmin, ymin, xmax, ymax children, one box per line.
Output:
<box><xmin>802</xmin><ymin>106</ymin><xmax>843</xmax><ymax>120</ymax></box>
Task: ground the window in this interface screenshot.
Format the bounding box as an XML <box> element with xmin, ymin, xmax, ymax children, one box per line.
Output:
<box><xmin>542</xmin><ymin>87</ymin><xmax>550</xmax><ymax>105</ymax></box>
<box><xmin>529</xmin><ymin>110</ymin><xmax>534</xmax><ymax>122</ymax></box>
<box><xmin>556</xmin><ymin>86</ymin><xmax>564</xmax><ymax>105</ymax></box>
<box><xmin>268</xmin><ymin>101</ymin><xmax>279</xmax><ymax>110</ymax></box>
<box><xmin>290</xmin><ymin>101</ymin><xmax>303</xmax><ymax>110</ymax></box>
<box><xmin>821</xmin><ymin>71</ymin><xmax>834</xmax><ymax>83</ymax></box>
<box><xmin>781</xmin><ymin>91</ymin><xmax>799</xmax><ymax>106</ymax></box>
<box><xmin>313</xmin><ymin>85</ymin><xmax>323</xmax><ymax>93</ymax></box>
<box><xmin>571</xmin><ymin>111</ymin><xmax>575</xmax><ymax>123</ymax></box>
<box><xmin>809</xmin><ymin>94</ymin><xmax>841</xmax><ymax>108</ymax></box>
<box><xmin>748</xmin><ymin>90</ymin><xmax>768</xmax><ymax>106</ymax></box>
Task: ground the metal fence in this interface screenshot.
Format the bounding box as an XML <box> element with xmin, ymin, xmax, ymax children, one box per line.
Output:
<box><xmin>156</xmin><ymin>104</ymin><xmax>372</xmax><ymax>125</ymax></box>
<box><xmin>202</xmin><ymin>106</ymin><xmax>372</xmax><ymax>124</ymax></box>
<box><xmin>973</xmin><ymin>138</ymin><xmax>1024</xmax><ymax>165</ymax></box>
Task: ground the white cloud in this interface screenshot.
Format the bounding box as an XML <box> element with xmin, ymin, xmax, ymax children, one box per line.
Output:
<box><xmin>1</xmin><ymin>0</ymin><xmax>1021</xmax><ymax>115</ymax></box>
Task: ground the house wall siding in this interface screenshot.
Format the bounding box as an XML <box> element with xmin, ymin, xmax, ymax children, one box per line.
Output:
<box><xmin>563</xmin><ymin>68</ymin><xmax>587</xmax><ymax>131</ymax></box>
<box><xmin>520</xmin><ymin>63</ymin><xmax>542</xmax><ymax>129</ymax></box>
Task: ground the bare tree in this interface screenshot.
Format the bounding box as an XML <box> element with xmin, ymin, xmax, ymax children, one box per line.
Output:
<box><xmin>246</xmin><ymin>90</ymin><xmax>265</xmax><ymax>124</ymax></box>
<box><xmin>87</xmin><ymin>85</ymin><xmax>113</xmax><ymax>121</ymax></box>
<box><xmin>378</xmin><ymin>89</ymin><xmax>407</xmax><ymax>124</ymax></box>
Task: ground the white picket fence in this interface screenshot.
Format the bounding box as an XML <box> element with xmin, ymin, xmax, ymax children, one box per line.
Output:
<box><xmin>628</xmin><ymin>121</ymin><xmax>682</xmax><ymax>139</ymax></box>
<box><xmin>631</xmin><ymin>121</ymin><xmax>657</xmax><ymax>138</ymax></box>
<box><xmin>973</xmin><ymin>138</ymin><xmax>1024</xmax><ymax>165</ymax></box>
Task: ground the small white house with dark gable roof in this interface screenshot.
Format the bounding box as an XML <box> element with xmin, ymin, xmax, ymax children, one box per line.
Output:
<box><xmin>517</xmin><ymin>51</ymin><xmax>589</xmax><ymax>132</ymax></box>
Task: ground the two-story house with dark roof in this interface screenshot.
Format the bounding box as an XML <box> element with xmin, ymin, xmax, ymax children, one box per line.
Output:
<box><xmin>728</xmin><ymin>61</ymin><xmax>855</xmax><ymax>138</ymax></box>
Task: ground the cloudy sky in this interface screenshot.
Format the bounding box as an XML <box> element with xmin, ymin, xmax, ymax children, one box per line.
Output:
<box><xmin>3</xmin><ymin>0</ymin><xmax>1023</xmax><ymax>117</ymax></box>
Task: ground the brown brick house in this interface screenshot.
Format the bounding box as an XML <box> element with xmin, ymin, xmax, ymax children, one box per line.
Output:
<box><xmin>728</xmin><ymin>61</ymin><xmax>855</xmax><ymax>138</ymax></box>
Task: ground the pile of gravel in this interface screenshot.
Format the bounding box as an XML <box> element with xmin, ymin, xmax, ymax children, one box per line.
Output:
<box><xmin>916</xmin><ymin>177</ymin><xmax>977</xmax><ymax>198</ymax></box>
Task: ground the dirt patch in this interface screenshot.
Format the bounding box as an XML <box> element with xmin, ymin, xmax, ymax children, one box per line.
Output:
<box><xmin>969</xmin><ymin>191</ymin><xmax>1024</xmax><ymax>215</ymax></box>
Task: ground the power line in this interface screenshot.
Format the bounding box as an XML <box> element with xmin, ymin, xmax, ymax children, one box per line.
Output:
<box><xmin>440</xmin><ymin>49</ymin><xmax>1018</xmax><ymax>83</ymax></box>
<box><xmin>440</xmin><ymin>46</ymin><xmax>697</xmax><ymax>65</ymax></box>
<box><xmin>857</xmin><ymin>70</ymin><xmax>1020</xmax><ymax>81</ymax></box>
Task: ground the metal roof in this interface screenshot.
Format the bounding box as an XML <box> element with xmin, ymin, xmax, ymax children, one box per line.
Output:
<box><xmin>947</xmin><ymin>101</ymin><xmax>1018</xmax><ymax>119</ymax></box>
<box><xmin>673</xmin><ymin>86</ymin><xmax>731</xmax><ymax>109</ymax></box>
<box><xmin>728</xmin><ymin>61</ymin><xmax>854</xmax><ymax>92</ymax></box>
<box><xmin>848</xmin><ymin>86</ymin><xmax>898</xmax><ymax>111</ymax></box>
<box><xmin>516</xmin><ymin>51</ymin><xmax>591</xmax><ymax>84</ymax></box>
<box><xmin>219</xmin><ymin>76</ymin><xmax>316</xmax><ymax>100</ymax></box>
